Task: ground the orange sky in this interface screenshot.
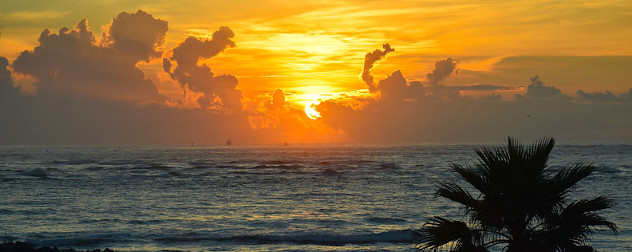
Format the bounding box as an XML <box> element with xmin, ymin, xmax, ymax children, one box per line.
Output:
<box><xmin>0</xmin><ymin>1</ymin><xmax>631</xmax><ymax>144</ymax></box>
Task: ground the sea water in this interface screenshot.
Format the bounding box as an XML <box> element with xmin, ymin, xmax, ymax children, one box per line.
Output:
<box><xmin>0</xmin><ymin>143</ymin><xmax>630</xmax><ymax>251</ymax></box>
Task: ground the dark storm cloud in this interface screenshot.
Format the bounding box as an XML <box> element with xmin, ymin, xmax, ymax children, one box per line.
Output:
<box><xmin>163</xmin><ymin>26</ymin><xmax>242</xmax><ymax>111</ymax></box>
<box><xmin>361</xmin><ymin>43</ymin><xmax>394</xmax><ymax>92</ymax></box>
<box><xmin>12</xmin><ymin>11</ymin><xmax>167</xmax><ymax>103</ymax></box>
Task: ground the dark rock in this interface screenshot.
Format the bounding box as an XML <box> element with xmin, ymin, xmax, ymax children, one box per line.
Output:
<box><xmin>0</xmin><ymin>242</ymin><xmax>115</xmax><ymax>252</ymax></box>
<box><xmin>35</xmin><ymin>247</ymin><xmax>59</xmax><ymax>252</ymax></box>
<box><xmin>0</xmin><ymin>241</ymin><xmax>35</xmax><ymax>252</ymax></box>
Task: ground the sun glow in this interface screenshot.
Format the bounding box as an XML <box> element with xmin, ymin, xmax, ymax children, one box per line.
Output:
<box><xmin>304</xmin><ymin>101</ymin><xmax>322</xmax><ymax>119</ymax></box>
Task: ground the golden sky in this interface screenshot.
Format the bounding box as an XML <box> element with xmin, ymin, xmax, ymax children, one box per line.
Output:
<box><xmin>0</xmin><ymin>0</ymin><xmax>631</xmax><ymax>144</ymax></box>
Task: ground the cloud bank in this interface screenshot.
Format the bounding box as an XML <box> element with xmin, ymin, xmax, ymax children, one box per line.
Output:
<box><xmin>0</xmin><ymin>10</ymin><xmax>630</xmax><ymax>144</ymax></box>
<box><xmin>315</xmin><ymin>47</ymin><xmax>632</xmax><ymax>143</ymax></box>
<box><xmin>0</xmin><ymin>11</ymin><xmax>254</xmax><ymax>144</ymax></box>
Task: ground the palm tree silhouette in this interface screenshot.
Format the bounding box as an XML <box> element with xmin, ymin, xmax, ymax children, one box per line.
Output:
<box><xmin>417</xmin><ymin>137</ymin><xmax>617</xmax><ymax>252</ymax></box>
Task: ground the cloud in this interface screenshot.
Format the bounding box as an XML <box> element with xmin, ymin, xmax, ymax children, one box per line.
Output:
<box><xmin>0</xmin><ymin>56</ymin><xmax>19</xmax><ymax>97</ymax></box>
<box><xmin>1</xmin><ymin>9</ymin><xmax>631</xmax><ymax>144</ymax></box>
<box><xmin>4</xmin><ymin>10</ymin><xmax>68</xmax><ymax>21</ymax></box>
<box><xmin>457</xmin><ymin>56</ymin><xmax>507</xmax><ymax>73</ymax></box>
<box><xmin>373</xmin><ymin>58</ymin><xmax>460</xmax><ymax>103</ymax></box>
<box><xmin>0</xmin><ymin>11</ymin><xmax>257</xmax><ymax>144</ymax></box>
<box><xmin>361</xmin><ymin>43</ymin><xmax>394</xmax><ymax>92</ymax></box>
<box><xmin>376</xmin><ymin>70</ymin><xmax>426</xmax><ymax>102</ymax></box>
<box><xmin>576</xmin><ymin>90</ymin><xmax>616</xmax><ymax>102</ymax></box>
<box><xmin>314</xmin><ymin>54</ymin><xmax>632</xmax><ymax>143</ymax></box>
<box><xmin>623</xmin><ymin>88</ymin><xmax>632</xmax><ymax>100</ymax></box>
<box><xmin>522</xmin><ymin>75</ymin><xmax>563</xmax><ymax>98</ymax></box>
<box><xmin>242</xmin><ymin>88</ymin><xmax>346</xmax><ymax>143</ymax></box>
<box><xmin>163</xmin><ymin>26</ymin><xmax>242</xmax><ymax>111</ymax></box>
<box><xmin>101</xmin><ymin>10</ymin><xmax>168</xmax><ymax>62</ymax></box>
<box><xmin>426</xmin><ymin>57</ymin><xmax>457</xmax><ymax>85</ymax></box>
<box><xmin>446</xmin><ymin>84</ymin><xmax>509</xmax><ymax>91</ymax></box>
<box><xmin>271</xmin><ymin>89</ymin><xmax>286</xmax><ymax>109</ymax></box>
<box><xmin>11</xmin><ymin>12</ymin><xmax>167</xmax><ymax>103</ymax></box>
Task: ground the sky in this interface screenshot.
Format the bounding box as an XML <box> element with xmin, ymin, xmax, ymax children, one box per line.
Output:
<box><xmin>0</xmin><ymin>0</ymin><xmax>631</xmax><ymax>144</ymax></box>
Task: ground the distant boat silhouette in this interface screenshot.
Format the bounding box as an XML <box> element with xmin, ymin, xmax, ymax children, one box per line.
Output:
<box><xmin>284</xmin><ymin>141</ymin><xmax>288</xmax><ymax>146</ymax></box>
<box><xmin>226</xmin><ymin>140</ymin><xmax>232</xmax><ymax>146</ymax></box>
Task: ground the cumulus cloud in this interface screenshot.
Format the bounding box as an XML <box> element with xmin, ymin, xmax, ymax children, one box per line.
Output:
<box><xmin>101</xmin><ymin>10</ymin><xmax>168</xmax><ymax>62</ymax></box>
<box><xmin>12</xmin><ymin>11</ymin><xmax>167</xmax><ymax>103</ymax></box>
<box><xmin>1</xmin><ymin>12</ymin><xmax>630</xmax><ymax>144</ymax></box>
<box><xmin>0</xmin><ymin>56</ymin><xmax>19</xmax><ymax>97</ymax></box>
<box><xmin>163</xmin><ymin>26</ymin><xmax>242</xmax><ymax>111</ymax></box>
<box><xmin>0</xmin><ymin>11</ymin><xmax>256</xmax><ymax>144</ymax></box>
<box><xmin>271</xmin><ymin>89</ymin><xmax>286</xmax><ymax>109</ymax></box>
<box><xmin>376</xmin><ymin>70</ymin><xmax>426</xmax><ymax>102</ymax></box>
<box><xmin>426</xmin><ymin>58</ymin><xmax>457</xmax><ymax>85</ymax></box>
<box><xmin>361</xmin><ymin>43</ymin><xmax>394</xmax><ymax>92</ymax></box>
<box><xmin>372</xmin><ymin>58</ymin><xmax>461</xmax><ymax>103</ymax></box>
<box><xmin>523</xmin><ymin>75</ymin><xmax>563</xmax><ymax>98</ymax></box>
<box><xmin>314</xmin><ymin>51</ymin><xmax>632</xmax><ymax>143</ymax></box>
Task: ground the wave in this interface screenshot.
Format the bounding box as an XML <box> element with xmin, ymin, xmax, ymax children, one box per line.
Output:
<box><xmin>263</xmin><ymin>160</ymin><xmax>299</xmax><ymax>165</ymax></box>
<box><xmin>366</xmin><ymin>217</ymin><xmax>409</xmax><ymax>224</ymax></box>
<box><xmin>155</xmin><ymin>230</ymin><xmax>416</xmax><ymax>245</ymax></box>
<box><xmin>52</xmin><ymin>159</ymin><xmax>95</xmax><ymax>165</ymax></box>
<box><xmin>134</xmin><ymin>164</ymin><xmax>172</xmax><ymax>170</ymax></box>
<box><xmin>379</xmin><ymin>163</ymin><xmax>401</xmax><ymax>169</ymax></box>
<box><xmin>25</xmin><ymin>235</ymin><xmax>124</xmax><ymax>248</ymax></box>
<box><xmin>321</xmin><ymin>168</ymin><xmax>343</xmax><ymax>175</ymax></box>
<box><xmin>128</xmin><ymin>219</ymin><xmax>164</xmax><ymax>225</ymax></box>
<box><xmin>253</xmin><ymin>164</ymin><xmax>303</xmax><ymax>170</ymax></box>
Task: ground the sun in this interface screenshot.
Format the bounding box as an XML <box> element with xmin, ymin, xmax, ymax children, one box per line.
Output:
<box><xmin>304</xmin><ymin>101</ymin><xmax>321</xmax><ymax>120</ymax></box>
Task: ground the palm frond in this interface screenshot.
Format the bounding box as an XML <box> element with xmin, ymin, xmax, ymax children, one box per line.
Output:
<box><xmin>437</xmin><ymin>181</ymin><xmax>480</xmax><ymax>210</ymax></box>
<box><xmin>537</xmin><ymin>197</ymin><xmax>618</xmax><ymax>250</ymax></box>
<box><xmin>561</xmin><ymin>197</ymin><xmax>618</xmax><ymax>234</ymax></box>
<box><xmin>524</xmin><ymin>137</ymin><xmax>555</xmax><ymax>173</ymax></box>
<box><xmin>475</xmin><ymin>147</ymin><xmax>508</xmax><ymax>175</ymax></box>
<box><xmin>418</xmin><ymin>137</ymin><xmax>617</xmax><ymax>252</ymax></box>
<box><xmin>452</xmin><ymin>164</ymin><xmax>489</xmax><ymax>194</ymax></box>
<box><xmin>550</xmin><ymin>163</ymin><xmax>595</xmax><ymax>195</ymax></box>
<box><xmin>564</xmin><ymin>197</ymin><xmax>615</xmax><ymax>215</ymax></box>
<box><xmin>417</xmin><ymin>217</ymin><xmax>476</xmax><ymax>251</ymax></box>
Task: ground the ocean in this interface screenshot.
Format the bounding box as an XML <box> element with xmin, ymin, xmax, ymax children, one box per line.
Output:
<box><xmin>0</xmin><ymin>143</ymin><xmax>630</xmax><ymax>251</ymax></box>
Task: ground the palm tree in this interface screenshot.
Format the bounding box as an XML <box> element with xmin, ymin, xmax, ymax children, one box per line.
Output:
<box><xmin>417</xmin><ymin>137</ymin><xmax>617</xmax><ymax>252</ymax></box>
